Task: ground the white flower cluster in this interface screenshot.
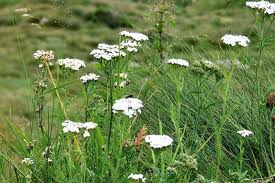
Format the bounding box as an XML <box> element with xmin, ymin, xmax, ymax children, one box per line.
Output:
<box><xmin>167</xmin><ymin>58</ymin><xmax>190</xmax><ymax>67</ymax></box>
<box><xmin>237</xmin><ymin>129</ymin><xmax>253</xmax><ymax>137</ymax></box>
<box><xmin>62</xmin><ymin>120</ymin><xmax>98</xmax><ymax>138</ymax></box>
<box><xmin>57</xmin><ymin>58</ymin><xmax>86</xmax><ymax>71</ymax></box>
<box><xmin>33</xmin><ymin>50</ymin><xmax>54</xmax><ymax>61</ymax></box>
<box><xmin>221</xmin><ymin>35</ymin><xmax>250</xmax><ymax>47</ymax></box>
<box><xmin>80</xmin><ymin>73</ymin><xmax>100</xmax><ymax>84</ymax></box>
<box><xmin>21</xmin><ymin>158</ymin><xmax>35</xmax><ymax>165</ymax></box>
<box><xmin>37</xmin><ymin>80</ymin><xmax>47</xmax><ymax>88</ymax></box>
<box><xmin>120</xmin><ymin>31</ymin><xmax>149</xmax><ymax>42</ymax></box>
<box><xmin>246</xmin><ymin>1</ymin><xmax>275</xmax><ymax>15</ymax></box>
<box><xmin>120</xmin><ymin>40</ymin><xmax>141</xmax><ymax>53</ymax></box>
<box><xmin>90</xmin><ymin>43</ymin><xmax>126</xmax><ymax>61</ymax></box>
<box><xmin>128</xmin><ymin>173</ymin><xmax>146</xmax><ymax>182</ymax></box>
<box><xmin>112</xmin><ymin>98</ymin><xmax>143</xmax><ymax>118</ymax></box>
<box><xmin>145</xmin><ymin>135</ymin><xmax>173</xmax><ymax>149</ymax></box>
<box><xmin>114</xmin><ymin>73</ymin><xmax>130</xmax><ymax>88</ymax></box>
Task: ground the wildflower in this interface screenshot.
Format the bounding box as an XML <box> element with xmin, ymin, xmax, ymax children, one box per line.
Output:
<box><xmin>167</xmin><ymin>58</ymin><xmax>189</xmax><ymax>67</ymax></box>
<box><xmin>120</xmin><ymin>31</ymin><xmax>149</xmax><ymax>42</ymax></box>
<box><xmin>246</xmin><ymin>1</ymin><xmax>275</xmax><ymax>15</ymax></box>
<box><xmin>62</xmin><ymin>120</ymin><xmax>80</xmax><ymax>133</ymax></box>
<box><xmin>135</xmin><ymin>125</ymin><xmax>148</xmax><ymax>150</ymax></box>
<box><xmin>266</xmin><ymin>91</ymin><xmax>275</xmax><ymax>109</ymax></box>
<box><xmin>80</xmin><ymin>73</ymin><xmax>100</xmax><ymax>83</ymax></box>
<box><xmin>120</xmin><ymin>39</ymin><xmax>141</xmax><ymax>53</ymax></box>
<box><xmin>57</xmin><ymin>58</ymin><xmax>86</xmax><ymax>71</ymax></box>
<box><xmin>33</xmin><ymin>50</ymin><xmax>54</xmax><ymax>61</ymax></box>
<box><xmin>237</xmin><ymin>129</ymin><xmax>253</xmax><ymax>137</ymax></box>
<box><xmin>90</xmin><ymin>43</ymin><xmax>126</xmax><ymax>61</ymax></box>
<box><xmin>62</xmin><ymin>120</ymin><xmax>97</xmax><ymax>138</ymax></box>
<box><xmin>145</xmin><ymin>135</ymin><xmax>173</xmax><ymax>149</ymax></box>
<box><xmin>112</xmin><ymin>98</ymin><xmax>143</xmax><ymax>118</ymax></box>
<box><xmin>35</xmin><ymin>80</ymin><xmax>47</xmax><ymax>89</ymax></box>
<box><xmin>114</xmin><ymin>73</ymin><xmax>130</xmax><ymax>88</ymax></box>
<box><xmin>21</xmin><ymin>158</ymin><xmax>35</xmax><ymax>166</ymax></box>
<box><xmin>128</xmin><ymin>173</ymin><xmax>146</xmax><ymax>182</ymax></box>
<box><xmin>221</xmin><ymin>35</ymin><xmax>250</xmax><ymax>47</ymax></box>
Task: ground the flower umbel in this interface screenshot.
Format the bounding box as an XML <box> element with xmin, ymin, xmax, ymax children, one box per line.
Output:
<box><xmin>167</xmin><ymin>58</ymin><xmax>189</xmax><ymax>67</ymax></box>
<box><xmin>33</xmin><ymin>50</ymin><xmax>54</xmax><ymax>61</ymax></box>
<box><xmin>120</xmin><ymin>31</ymin><xmax>149</xmax><ymax>42</ymax></box>
<box><xmin>128</xmin><ymin>173</ymin><xmax>146</xmax><ymax>182</ymax></box>
<box><xmin>246</xmin><ymin>1</ymin><xmax>275</xmax><ymax>15</ymax></box>
<box><xmin>80</xmin><ymin>73</ymin><xmax>100</xmax><ymax>84</ymax></box>
<box><xmin>62</xmin><ymin>120</ymin><xmax>97</xmax><ymax>138</ymax></box>
<box><xmin>145</xmin><ymin>135</ymin><xmax>173</xmax><ymax>149</ymax></box>
<box><xmin>112</xmin><ymin>98</ymin><xmax>143</xmax><ymax>118</ymax></box>
<box><xmin>90</xmin><ymin>43</ymin><xmax>126</xmax><ymax>61</ymax></box>
<box><xmin>237</xmin><ymin>129</ymin><xmax>253</xmax><ymax>137</ymax></box>
<box><xmin>57</xmin><ymin>58</ymin><xmax>86</xmax><ymax>71</ymax></box>
<box><xmin>221</xmin><ymin>34</ymin><xmax>250</xmax><ymax>47</ymax></box>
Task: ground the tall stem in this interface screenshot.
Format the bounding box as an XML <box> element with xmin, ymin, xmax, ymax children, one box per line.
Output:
<box><xmin>107</xmin><ymin>61</ymin><xmax>115</xmax><ymax>148</ymax></box>
<box><xmin>45</xmin><ymin>62</ymin><xmax>68</xmax><ymax>119</ymax></box>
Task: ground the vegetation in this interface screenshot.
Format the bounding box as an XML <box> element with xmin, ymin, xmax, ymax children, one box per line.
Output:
<box><xmin>0</xmin><ymin>0</ymin><xmax>274</xmax><ymax>182</ymax></box>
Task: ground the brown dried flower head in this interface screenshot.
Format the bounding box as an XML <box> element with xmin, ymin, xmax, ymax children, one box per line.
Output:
<box><xmin>266</xmin><ymin>91</ymin><xmax>275</xmax><ymax>109</ymax></box>
<box><xmin>134</xmin><ymin>125</ymin><xmax>148</xmax><ymax>150</ymax></box>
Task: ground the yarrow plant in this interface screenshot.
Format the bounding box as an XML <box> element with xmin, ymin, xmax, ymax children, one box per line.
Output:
<box><xmin>33</xmin><ymin>50</ymin><xmax>55</xmax><ymax>61</ymax></box>
<box><xmin>120</xmin><ymin>31</ymin><xmax>149</xmax><ymax>42</ymax></box>
<box><xmin>112</xmin><ymin>98</ymin><xmax>143</xmax><ymax>118</ymax></box>
<box><xmin>62</xmin><ymin>120</ymin><xmax>97</xmax><ymax>138</ymax></box>
<box><xmin>246</xmin><ymin>1</ymin><xmax>275</xmax><ymax>15</ymax></box>
<box><xmin>128</xmin><ymin>173</ymin><xmax>146</xmax><ymax>182</ymax></box>
<box><xmin>3</xmin><ymin>2</ymin><xmax>275</xmax><ymax>182</ymax></box>
<box><xmin>90</xmin><ymin>43</ymin><xmax>126</xmax><ymax>61</ymax></box>
<box><xmin>144</xmin><ymin>134</ymin><xmax>173</xmax><ymax>149</ymax></box>
<box><xmin>57</xmin><ymin>58</ymin><xmax>86</xmax><ymax>71</ymax></box>
<box><xmin>221</xmin><ymin>35</ymin><xmax>250</xmax><ymax>47</ymax></box>
<box><xmin>167</xmin><ymin>58</ymin><xmax>189</xmax><ymax>67</ymax></box>
<box><xmin>80</xmin><ymin>73</ymin><xmax>100</xmax><ymax>84</ymax></box>
<box><xmin>237</xmin><ymin>129</ymin><xmax>253</xmax><ymax>137</ymax></box>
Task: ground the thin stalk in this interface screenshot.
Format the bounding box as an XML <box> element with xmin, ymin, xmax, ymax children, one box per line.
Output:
<box><xmin>239</xmin><ymin>138</ymin><xmax>244</xmax><ymax>173</ymax></box>
<box><xmin>45</xmin><ymin>62</ymin><xmax>68</xmax><ymax>119</ymax></box>
<box><xmin>107</xmin><ymin>61</ymin><xmax>115</xmax><ymax>148</ymax></box>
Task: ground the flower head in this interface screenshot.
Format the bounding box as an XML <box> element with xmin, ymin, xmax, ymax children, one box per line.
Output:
<box><xmin>62</xmin><ymin>120</ymin><xmax>97</xmax><ymax>138</ymax></box>
<box><xmin>120</xmin><ymin>39</ymin><xmax>141</xmax><ymax>53</ymax></box>
<box><xmin>167</xmin><ymin>58</ymin><xmax>189</xmax><ymax>67</ymax></box>
<box><xmin>57</xmin><ymin>58</ymin><xmax>86</xmax><ymax>71</ymax></box>
<box><xmin>80</xmin><ymin>73</ymin><xmax>100</xmax><ymax>84</ymax></box>
<box><xmin>112</xmin><ymin>98</ymin><xmax>143</xmax><ymax>118</ymax></box>
<box><xmin>90</xmin><ymin>43</ymin><xmax>126</xmax><ymax>61</ymax></box>
<box><xmin>221</xmin><ymin>35</ymin><xmax>250</xmax><ymax>47</ymax></box>
<box><xmin>33</xmin><ymin>50</ymin><xmax>54</xmax><ymax>61</ymax></box>
<box><xmin>128</xmin><ymin>173</ymin><xmax>146</xmax><ymax>182</ymax></box>
<box><xmin>246</xmin><ymin>1</ymin><xmax>275</xmax><ymax>15</ymax></box>
<box><xmin>145</xmin><ymin>135</ymin><xmax>173</xmax><ymax>149</ymax></box>
<box><xmin>237</xmin><ymin>129</ymin><xmax>253</xmax><ymax>137</ymax></box>
<box><xmin>114</xmin><ymin>73</ymin><xmax>130</xmax><ymax>88</ymax></box>
<box><xmin>120</xmin><ymin>31</ymin><xmax>149</xmax><ymax>42</ymax></box>
<box><xmin>21</xmin><ymin>158</ymin><xmax>35</xmax><ymax>166</ymax></box>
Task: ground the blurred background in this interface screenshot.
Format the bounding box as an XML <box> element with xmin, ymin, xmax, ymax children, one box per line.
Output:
<box><xmin>0</xmin><ymin>0</ymin><xmax>274</xmax><ymax>129</ymax></box>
